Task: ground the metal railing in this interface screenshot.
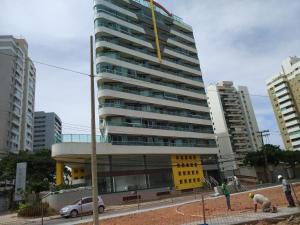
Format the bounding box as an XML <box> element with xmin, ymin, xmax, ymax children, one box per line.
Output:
<box><xmin>99</xmin><ymin>103</ymin><xmax>211</xmax><ymax>120</ymax></box>
<box><xmin>98</xmin><ymin>67</ymin><xmax>204</xmax><ymax>94</ymax></box>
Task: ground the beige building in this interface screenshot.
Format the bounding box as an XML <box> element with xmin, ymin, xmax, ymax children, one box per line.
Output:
<box><xmin>207</xmin><ymin>81</ymin><xmax>261</xmax><ymax>176</ymax></box>
<box><xmin>0</xmin><ymin>35</ymin><xmax>36</xmax><ymax>157</ymax></box>
<box><xmin>267</xmin><ymin>56</ymin><xmax>300</xmax><ymax>151</ymax></box>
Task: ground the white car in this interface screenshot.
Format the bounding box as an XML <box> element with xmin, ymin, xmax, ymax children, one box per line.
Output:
<box><xmin>60</xmin><ymin>196</ymin><xmax>105</xmax><ymax>218</ymax></box>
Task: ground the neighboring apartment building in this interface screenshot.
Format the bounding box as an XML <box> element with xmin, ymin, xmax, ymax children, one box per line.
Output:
<box><xmin>267</xmin><ymin>56</ymin><xmax>300</xmax><ymax>151</ymax></box>
<box><xmin>52</xmin><ymin>0</ymin><xmax>219</xmax><ymax>193</ymax></box>
<box><xmin>0</xmin><ymin>35</ymin><xmax>36</xmax><ymax>157</ymax></box>
<box><xmin>207</xmin><ymin>81</ymin><xmax>261</xmax><ymax>176</ymax></box>
<box><xmin>33</xmin><ymin>111</ymin><xmax>62</xmax><ymax>150</ymax></box>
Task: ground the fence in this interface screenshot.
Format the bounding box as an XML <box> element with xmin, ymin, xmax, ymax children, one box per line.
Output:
<box><xmin>1</xmin><ymin>182</ymin><xmax>300</xmax><ymax>225</ymax></box>
<box><xmin>79</xmin><ymin>182</ymin><xmax>300</xmax><ymax>225</ymax></box>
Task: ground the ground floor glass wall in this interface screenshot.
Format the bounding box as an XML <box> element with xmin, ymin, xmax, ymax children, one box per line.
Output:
<box><xmin>83</xmin><ymin>154</ymin><xmax>218</xmax><ymax>194</ymax></box>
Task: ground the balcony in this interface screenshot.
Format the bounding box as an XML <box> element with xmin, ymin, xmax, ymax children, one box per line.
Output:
<box><xmin>98</xmin><ymin>68</ymin><xmax>205</xmax><ymax>95</ymax></box>
<box><xmin>99</xmin><ymin>85</ymin><xmax>207</xmax><ymax>107</ymax></box>
<box><xmin>274</xmin><ymin>83</ymin><xmax>287</xmax><ymax>92</ymax></box>
<box><xmin>59</xmin><ymin>134</ymin><xmax>107</xmax><ymax>143</ymax></box>
<box><xmin>105</xmin><ymin>121</ymin><xmax>214</xmax><ymax>134</ymax></box>
<box><xmin>275</xmin><ymin>88</ymin><xmax>289</xmax><ymax>98</ymax></box>
<box><xmin>99</xmin><ymin>103</ymin><xmax>211</xmax><ymax>120</ymax></box>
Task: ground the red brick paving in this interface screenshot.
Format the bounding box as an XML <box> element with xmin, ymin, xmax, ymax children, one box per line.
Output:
<box><xmin>82</xmin><ymin>184</ymin><xmax>300</xmax><ymax>225</ymax></box>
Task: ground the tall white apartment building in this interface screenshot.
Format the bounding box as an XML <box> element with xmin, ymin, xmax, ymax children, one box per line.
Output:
<box><xmin>52</xmin><ymin>0</ymin><xmax>220</xmax><ymax>192</ymax></box>
<box><xmin>0</xmin><ymin>35</ymin><xmax>36</xmax><ymax>157</ymax></box>
<box><xmin>94</xmin><ymin>0</ymin><xmax>219</xmax><ymax>191</ymax></box>
<box><xmin>267</xmin><ymin>56</ymin><xmax>300</xmax><ymax>151</ymax></box>
<box><xmin>207</xmin><ymin>81</ymin><xmax>261</xmax><ymax>176</ymax></box>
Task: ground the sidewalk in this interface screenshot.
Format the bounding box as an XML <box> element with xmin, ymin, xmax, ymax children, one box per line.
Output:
<box><xmin>0</xmin><ymin>212</ymin><xmax>60</xmax><ymax>225</ymax></box>
<box><xmin>184</xmin><ymin>206</ymin><xmax>300</xmax><ymax>225</ymax></box>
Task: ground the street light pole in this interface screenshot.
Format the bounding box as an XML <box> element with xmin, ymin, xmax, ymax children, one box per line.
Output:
<box><xmin>257</xmin><ymin>130</ymin><xmax>271</xmax><ymax>183</ymax></box>
<box><xmin>90</xmin><ymin>35</ymin><xmax>99</xmax><ymax>225</ymax></box>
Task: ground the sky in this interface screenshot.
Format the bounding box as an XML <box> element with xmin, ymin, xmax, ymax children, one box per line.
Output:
<box><xmin>1</xmin><ymin>0</ymin><xmax>300</xmax><ymax>147</ymax></box>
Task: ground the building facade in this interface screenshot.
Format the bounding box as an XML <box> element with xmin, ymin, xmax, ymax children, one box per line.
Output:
<box><xmin>267</xmin><ymin>56</ymin><xmax>300</xmax><ymax>151</ymax></box>
<box><xmin>0</xmin><ymin>35</ymin><xmax>36</xmax><ymax>157</ymax></box>
<box><xmin>53</xmin><ymin>0</ymin><xmax>219</xmax><ymax>193</ymax></box>
<box><xmin>33</xmin><ymin>111</ymin><xmax>62</xmax><ymax>151</ymax></box>
<box><xmin>207</xmin><ymin>81</ymin><xmax>261</xmax><ymax>176</ymax></box>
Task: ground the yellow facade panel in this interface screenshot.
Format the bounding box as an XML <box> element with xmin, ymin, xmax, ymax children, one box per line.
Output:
<box><xmin>171</xmin><ymin>155</ymin><xmax>204</xmax><ymax>190</ymax></box>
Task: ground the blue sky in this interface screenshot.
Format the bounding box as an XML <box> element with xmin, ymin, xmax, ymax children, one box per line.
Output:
<box><xmin>1</xmin><ymin>0</ymin><xmax>300</xmax><ymax>147</ymax></box>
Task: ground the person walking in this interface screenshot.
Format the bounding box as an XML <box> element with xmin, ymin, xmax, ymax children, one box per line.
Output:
<box><xmin>222</xmin><ymin>179</ymin><xmax>232</xmax><ymax>210</ymax></box>
<box><xmin>249</xmin><ymin>193</ymin><xmax>275</xmax><ymax>213</ymax></box>
<box><xmin>278</xmin><ymin>175</ymin><xmax>296</xmax><ymax>207</ymax></box>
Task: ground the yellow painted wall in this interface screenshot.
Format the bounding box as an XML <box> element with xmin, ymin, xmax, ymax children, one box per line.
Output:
<box><xmin>56</xmin><ymin>161</ymin><xmax>63</xmax><ymax>185</ymax></box>
<box><xmin>72</xmin><ymin>167</ymin><xmax>85</xmax><ymax>180</ymax></box>
<box><xmin>171</xmin><ymin>155</ymin><xmax>204</xmax><ymax>190</ymax></box>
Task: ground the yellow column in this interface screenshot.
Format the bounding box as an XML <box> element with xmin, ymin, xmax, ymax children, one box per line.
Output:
<box><xmin>149</xmin><ymin>0</ymin><xmax>162</xmax><ymax>63</ymax></box>
<box><xmin>56</xmin><ymin>161</ymin><xmax>64</xmax><ymax>185</ymax></box>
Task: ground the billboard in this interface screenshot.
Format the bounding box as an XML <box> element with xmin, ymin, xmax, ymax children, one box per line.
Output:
<box><xmin>14</xmin><ymin>162</ymin><xmax>27</xmax><ymax>201</ymax></box>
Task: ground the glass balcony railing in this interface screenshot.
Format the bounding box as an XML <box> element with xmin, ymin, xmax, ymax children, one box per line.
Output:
<box><xmin>105</xmin><ymin>121</ymin><xmax>214</xmax><ymax>133</ymax></box>
<box><xmin>95</xmin><ymin>38</ymin><xmax>200</xmax><ymax>70</ymax></box>
<box><xmin>57</xmin><ymin>134</ymin><xmax>108</xmax><ymax>143</ymax></box>
<box><xmin>99</xmin><ymin>103</ymin><xmax>211</xmax><ymax>120</ymax></box>
<box><xmin>94</xmin><ymin>19</ymin><xmax>198</xmax><ymax>63</ymax></box>
<box><xmin>100</xmin><ymin>85</ymin><xmax>207</xmax><ymax>107</ymax></box>
<box><xmin>111</xmin><ymin>140</ymin><xmax>216</xmax><ymax>148</ymax></box>
<box><xmin>98</xmin><ymin>67</ymin><xmax>205</xmax><ymax>94</ymax></box>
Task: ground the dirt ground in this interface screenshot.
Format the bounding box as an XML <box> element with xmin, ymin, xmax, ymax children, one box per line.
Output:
<box><xmin>82</xmin><ymin>184</ymin><xmax>300</xmax><ymax>225</ymax></box>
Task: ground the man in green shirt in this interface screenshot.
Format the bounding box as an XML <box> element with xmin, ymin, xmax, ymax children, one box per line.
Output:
<box><xmin>222</xmin><ymin>179</ymin><xmax>232</xmax><ymax>210</ymax></box>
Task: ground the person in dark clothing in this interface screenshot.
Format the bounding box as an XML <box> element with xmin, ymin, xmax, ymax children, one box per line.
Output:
<box><xmin>278</xmin><ymin>175</ymin><xmax>296</xmax><ymax>207</ymax></box>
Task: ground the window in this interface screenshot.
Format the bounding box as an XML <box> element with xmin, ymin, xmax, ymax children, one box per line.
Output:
<box><xmin>82</xmin><ymin>198</ymin><xmax>92</xmax><ymax>204</ymax></box>
<box><xmin>178</xmin><ymin>172</ymin><xmax>181</xmax><ymax>176</ymax></box>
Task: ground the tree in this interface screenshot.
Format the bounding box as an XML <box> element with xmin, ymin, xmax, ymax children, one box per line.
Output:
<box><xmin>0</xmin><ymin>149</ymin><xmax>56</xmax><ymax>194</ymax></box>
<box><xmin>281</xmin><ymin>150</ymin><xmax>300</xmax><ymax>177</ymax></box>
<box><xmin>244</xmin><ymin>144</ymin><xmax>282</xmax><ymax>167</ymax></box>
<box><xmin>244</xmin><ymin>144</ymin><xmax>300</xmax><ymax>179</ymax></box>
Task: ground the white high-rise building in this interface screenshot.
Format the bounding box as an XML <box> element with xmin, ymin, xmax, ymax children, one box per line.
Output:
<box><xmin>207</xmin><ymin>81</ymin><xmax>261</xmax><ymax>176</ymax></box>
<box><xmin>52</xmin><ymin>0</ymin><xmax>220</xmax><ymax>192</ymax></box>
<box><xmin>0</xmin><ymin>35</ymin><xmax>36</xmax><ymax>157</ymax></box>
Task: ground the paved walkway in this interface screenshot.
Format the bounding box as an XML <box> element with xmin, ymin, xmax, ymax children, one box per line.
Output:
<box><xmin>184</xmin><ymin>207</ymin><xmax>300</xmax><ymax>225</ymax></box>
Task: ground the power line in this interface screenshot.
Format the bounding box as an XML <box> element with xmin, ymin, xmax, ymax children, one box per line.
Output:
<box><xmin>0</xmin><ymin>51</ymin><xmax>271</xmax><ymax>99</ymax></box>
<box><xmin>0</xmin><ymin>51</ymin><xmax>91</xmax><ymax>77</ymax></box>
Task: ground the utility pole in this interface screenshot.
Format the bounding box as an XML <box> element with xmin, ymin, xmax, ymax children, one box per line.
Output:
<box><xmin>90</xmin><ymin>35</ymin><xmax>99</xmax><ymax>225</ymax></box>
<box><xmin>257</xmin><ymin>130</ymin><xmax>271</xmax><ymax>183</ymax></box>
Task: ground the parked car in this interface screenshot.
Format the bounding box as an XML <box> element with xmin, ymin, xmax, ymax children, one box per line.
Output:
<box><xmin>59</xmin><ymin>196</ymin><xmax>105</xmax><ymax>218</ymax></box>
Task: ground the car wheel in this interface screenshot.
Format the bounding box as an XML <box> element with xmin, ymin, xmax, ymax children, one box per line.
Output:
<box><xmin>70</xmin><ymin>210</ymin><xmax>78</xmax><ymax>218</ymax></box>
<box><xmin>98</xmin><ymin>206</ymin><xmax>105</xmax><ymax>214</ymax></box>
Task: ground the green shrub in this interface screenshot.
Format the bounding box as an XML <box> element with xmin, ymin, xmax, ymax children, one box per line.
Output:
<box><xmin>18</xmin><ymin>202</ymin><xmax>56</xmax><ymax>217</ymax></box>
